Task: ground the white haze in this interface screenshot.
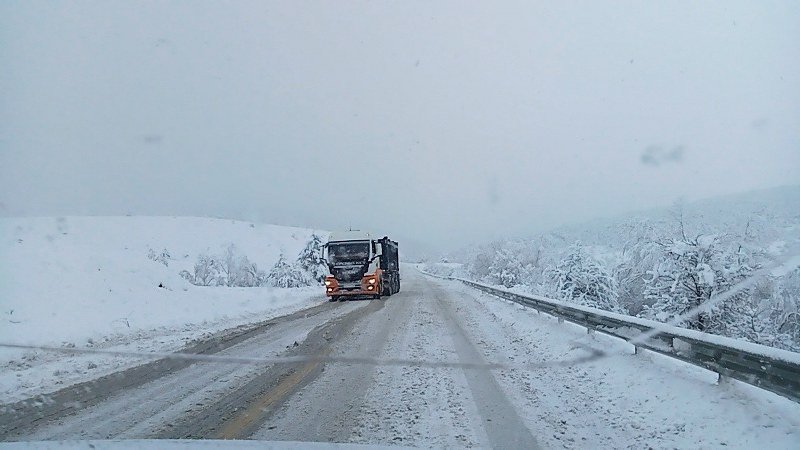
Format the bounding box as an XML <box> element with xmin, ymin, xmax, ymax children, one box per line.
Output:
<box><xmin>1</xmin><ymin>1</ymin><xmax>799</xmax><ymax>254</ymax></box>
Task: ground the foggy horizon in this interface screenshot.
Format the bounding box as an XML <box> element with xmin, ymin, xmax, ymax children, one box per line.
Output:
<box><xmin>2</xmin><ymin>1</ymin><xmax>799</xmax><ymax>254</ymax></box>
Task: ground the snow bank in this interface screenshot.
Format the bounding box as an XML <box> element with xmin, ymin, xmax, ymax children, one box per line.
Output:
<box><xmin>0</xmin><ymin>216</ymin><xmax>327</xmax><ymax>402</ymax></box>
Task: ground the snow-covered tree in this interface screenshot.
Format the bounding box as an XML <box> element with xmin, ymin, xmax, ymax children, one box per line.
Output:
<box><xmin>549</xmin><ymin>243</ymin><xmax>622</xmax><ymax>312</ymax></box>
<box><xmin>640</xmin><ymin>234</ymin><xmax>755</xmax><ymax>332</ymax></box>
<box><xmin>765</xmin><ymin>269</ymin><xmax>800</xmax><ymax>351</ymax></box>
<box><xmin>614</xmin><ymin>219</ymin><xmax>662</xmax><ymax>314</ymax></box>
<box><xmin>178</xmin><ymin>270</ymin><xmax>194</xmax><ymax>284</ymax></box>
<box><xmin>295</xmin><ymin>234</ymin><xmax>327</xmax><ymax>283</ymax></box>
<box><xmin>267</xmin><ymin>254</ymin><xmax>309</xmax><ymax>288</ymax></box>
<box><xmin>706</xmin><ymin>248</ymin><xmax>762</xmax><ymax>337</ymax></box>
<box><xmin>455</xmin><ymin>188</ymin><xmax>800</xmax><ymax>351</ymax></box>
<box><xmin>218</xmin><ymin>244</ymin><xmax>243</xmax><ymax>287</ymax></box>
<box><xmin>182</xmin><ymin>247</ymin><xmax>267</xmax><ymax>287</ymax></box>
<box><xmin>468</xmin><ymin>251</ymin><xmax>494</xmax><ymax>281</ymax></box>
<box><xmin>189</xmin><ymin>252</ymin><xmax>220</xmax><ymax>286</ymax></box>
<box><xmin>239</xmin><ymin>259</ymin><xmax>268</xmax><ymax>287</ymax></box>
<box><xmin>147</xmin><ymin>248</ymin><xmax>171</xmax><ymax>267</ymax></box>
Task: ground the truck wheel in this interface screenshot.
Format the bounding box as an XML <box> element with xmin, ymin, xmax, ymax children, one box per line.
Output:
<box><xmin>329</xmin><ymin>296</ymin><xmax>338</xmax><ymax>302</ymax></box>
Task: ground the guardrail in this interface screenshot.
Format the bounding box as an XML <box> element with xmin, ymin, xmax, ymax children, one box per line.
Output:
<box><xmin>433</xmin><ymin>273</ymin><xmax>800</xmax><ymax>403</ymax></box>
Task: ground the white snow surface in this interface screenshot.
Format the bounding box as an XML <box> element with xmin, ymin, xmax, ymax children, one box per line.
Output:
<box><xmin>0</xmin><ymin>216</ymin><xmax>326</xmax><ymax>403</ymax></box>
<box><xmin>446</xmin><ymin>279</ymin><xmax>800</xmax><ymax>449</ymax></box>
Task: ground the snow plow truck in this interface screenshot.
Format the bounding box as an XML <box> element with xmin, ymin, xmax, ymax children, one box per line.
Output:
<box><xmin>323</xmin><ymin>231</ymin><xmax>399</xmax><ymax>300</ymax></box>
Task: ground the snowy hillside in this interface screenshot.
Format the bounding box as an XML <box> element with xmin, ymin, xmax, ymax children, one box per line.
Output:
<box><xmin>453</xmin><ymin>186</ymin><xmax>800</xmax><ymax>351</ymax></box>
<box><xmin>0</xmin><ymin>216</ymin><xmax>327</xmax><ymax>402</ymax></box>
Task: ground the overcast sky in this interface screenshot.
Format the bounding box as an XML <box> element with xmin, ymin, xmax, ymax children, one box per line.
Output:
<box><xmin>1</xmin><ymin>1</ymin><xmax>798</xmax><ymax>253</ymax></box>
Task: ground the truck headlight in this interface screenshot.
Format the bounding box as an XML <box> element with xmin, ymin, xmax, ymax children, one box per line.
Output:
<box><xmin>367</xmin><ymin>278</ymin><xmax>377</xmax><ymax>284</ymax></box>
<box><xmin>325</xmin><ymin>280</ymin><xmax>333</xmax><ymax>286</ymax></box>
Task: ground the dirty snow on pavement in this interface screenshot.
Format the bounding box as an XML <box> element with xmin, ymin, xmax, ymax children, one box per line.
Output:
<box><xmin>348</xmin><ymin>290</ymin><xmax>488</xmax><ymax>447</ymax></box>
<box><xmin>254</xmin><ymin>270</ymin><xmax>536</xmax><ymax>448</ymax></box>
<box><xmin>443</xmin><ymin>279</ymin><xmax>800</xmax><ymax>449</ymax></box>
<box><xmin>17</xmin><ymin>304</ymin><xmax>364</xmax><ymax>441</ymax></box>
<box><xmin>0</xmin><ymin>216</ymin><xmax>326</xmax><ymax>403</ymax></box>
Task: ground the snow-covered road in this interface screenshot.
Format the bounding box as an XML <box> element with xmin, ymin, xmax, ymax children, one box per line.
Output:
<box><xmin>2</xmin><ymin>270</ymin><xmax>799</xmax><ymax>448</ymax></box>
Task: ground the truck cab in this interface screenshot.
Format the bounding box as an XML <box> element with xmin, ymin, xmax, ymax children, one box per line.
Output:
<box><xmin>323</xmin><ymin>231</ymin><xmax>399</xmax><ymax>300</ymax></box>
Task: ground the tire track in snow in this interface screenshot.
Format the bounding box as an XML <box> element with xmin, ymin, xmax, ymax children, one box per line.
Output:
<box><xmin>427</xmin><ymin>278</ymin><xmax>541</xmax><ymax>449</ymax></box>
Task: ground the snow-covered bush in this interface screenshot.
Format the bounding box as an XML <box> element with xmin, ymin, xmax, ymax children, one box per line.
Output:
<box><xmin>267</xmin><ymin>254</ymin><xmax>309</xmax><ymax>288</ymax></box>
<box><xmin>147</xmin><ymin>248</ymin><xmax>171</xmax><ymax>267</ymax></box>
<box><xmin>181</xmin><ymin>245</ymin><xmax>267</xmax><ymax>287</ymax></box>
<box><xmin>548</xmin><ymin>243</ymin><xmax>623</xmax><ymax>313</ymax></box>
<box><xmin>267</xmin><ymin>234</ymin><xmax>329</xmax><ymax>287</ymax></box>
<box><xmin>184</xmin><ymin>253</ymin><xmax>219</xmax><ymax>286</ymax></box>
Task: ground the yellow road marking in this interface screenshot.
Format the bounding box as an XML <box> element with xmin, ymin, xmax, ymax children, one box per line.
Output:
<box><xmin>216</xmin><ymin>351</ymin><xmax>327</xmax><ymax>439</ymax></box>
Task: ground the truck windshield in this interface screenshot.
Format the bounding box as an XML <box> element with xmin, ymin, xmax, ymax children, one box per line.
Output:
<box><xmin>327</xmin><ymin>242</ymin><xmax>370</xmax><ymax>264</ymax></box>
